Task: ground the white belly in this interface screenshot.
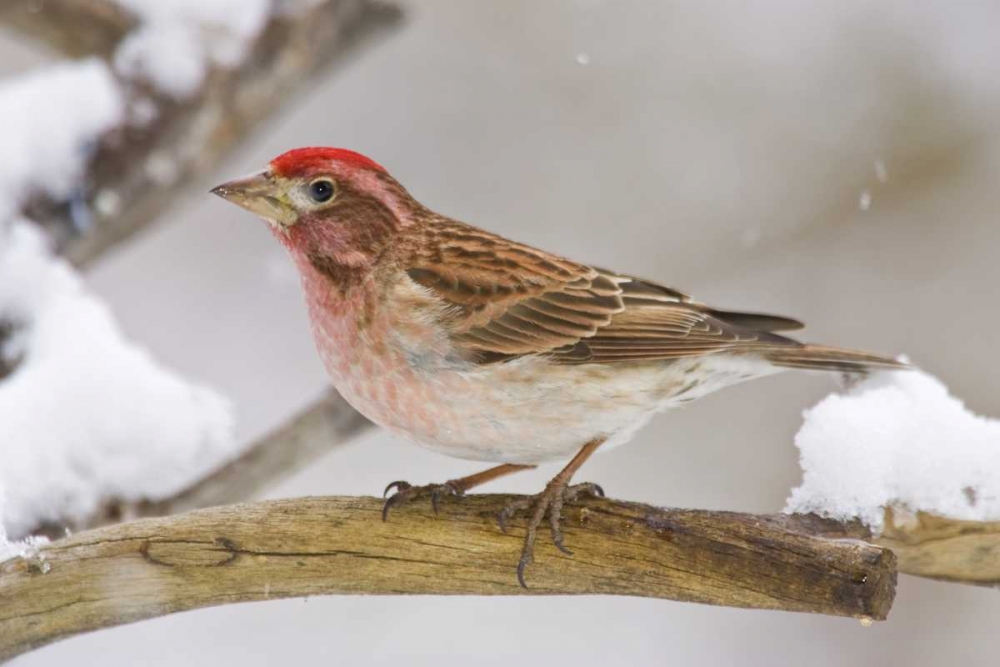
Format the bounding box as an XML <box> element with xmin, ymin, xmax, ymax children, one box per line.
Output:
<box><xmin>333</xmin><ymin>348</ymin><xmax>782</xmax><ymax>464</ymax></box>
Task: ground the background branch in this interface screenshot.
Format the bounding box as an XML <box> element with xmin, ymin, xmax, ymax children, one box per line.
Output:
<box><xmin>872</xmin><ymin>509</ymin><xmax>1000</xmax><ymax>584</ymax></box>
<box><xmin>80</xmin><ymin>392</ymin><xmax>373</xmax><ymax>534</ymax></box>
<box><xmin>0</xmin><ymin>496</ymin><xmax>896</xmax><ymax>662</ymax></box>
<box><xmin>3</xmin><ymin>0</ymin><xmax>403</xmax><ymax>266</ymax></box>
<box><xmin>0</xmin><ymin>0</ymin><xmax>133</xmax><ymax>58</ymax></box>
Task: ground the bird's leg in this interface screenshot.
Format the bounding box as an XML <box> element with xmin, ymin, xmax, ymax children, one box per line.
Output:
<box><xmin>382</xmin><ymin>463</ymin><xmax>536</xmax><ymax>520</ymax></box>
<box><xmin>498</xmin><ymin>438</ymin><xmax>606</xmax><ymax>587</ymax></box>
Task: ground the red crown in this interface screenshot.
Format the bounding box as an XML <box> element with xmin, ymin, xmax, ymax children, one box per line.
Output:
<box><xmin>270</xmin><ymin>147</ymin><xmax>386</xmax><ymax>177</ymax></box>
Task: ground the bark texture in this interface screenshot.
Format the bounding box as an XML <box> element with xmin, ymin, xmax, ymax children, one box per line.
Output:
<box><xmin>0</xmin><ymin>496</ymin><xmax>898</xmax><ymax>662</ymax></box>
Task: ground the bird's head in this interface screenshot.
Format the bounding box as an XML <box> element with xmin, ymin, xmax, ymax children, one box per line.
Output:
<box><xmin>211</xmin><ymin>148</ymin><xmax>414</xmax><ymax>277</ymax></box>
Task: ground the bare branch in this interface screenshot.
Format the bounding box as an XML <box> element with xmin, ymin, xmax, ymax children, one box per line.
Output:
<box><xmin>152</xmin><ymin>392</ymin><xmax>372</xmax><ymax>515</ymax></box>
<box><xmin>775</xmin><ymin>510</ymin><xmax>1000</xmax><ymax>585</ymax></box>
<box><xmin>0</xmin><ymin>497</ymin><xmax>898</xmax><ymax>661</ymax></box>
<box><xmin>874</xmin><ymin>509</ymin><xmax>1000</xmax><ymax>585</ymax></box>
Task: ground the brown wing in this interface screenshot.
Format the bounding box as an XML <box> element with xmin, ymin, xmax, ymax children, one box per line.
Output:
<box><xmin>404</xmin><ymin>221</ymin><xmax>799</xmax><ymax>364</ymax></box>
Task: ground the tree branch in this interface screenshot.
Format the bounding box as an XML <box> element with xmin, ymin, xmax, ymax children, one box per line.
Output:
<box><xmin>874</xmin><ymin>508</ymin><xmax>1000</xmax><ymax>585</ymax></box>
<box><xmin>0</xmin><ymin>496</ymin><xmax>897</xmax><ymax>662</ymax></box>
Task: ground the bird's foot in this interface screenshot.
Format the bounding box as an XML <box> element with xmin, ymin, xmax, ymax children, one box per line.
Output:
<box><xmin>381</xmin><ymin>479</ymin><xmax>465</xmax><ymax>520</ymax></box>
<box><xmin>498</xmin><ymin>481</ymin><xmax>604</xmax><ymax>587</ymax></box>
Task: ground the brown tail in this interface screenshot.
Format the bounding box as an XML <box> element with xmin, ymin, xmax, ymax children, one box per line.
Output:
<box><xmin>766</xmin><ymin>344</ymin><xmax>908</xmax><ymax>374</ymax></box>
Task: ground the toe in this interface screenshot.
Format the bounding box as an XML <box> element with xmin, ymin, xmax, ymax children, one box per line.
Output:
<box><xmin>430</xmin><ymin>487</ymin><xmax>444</xmax><ymax>515</ymax></box>
<box><xmin>497</xmin><ymin>497</ymin><xmax>532</xmax><ymax>532</ymax></box>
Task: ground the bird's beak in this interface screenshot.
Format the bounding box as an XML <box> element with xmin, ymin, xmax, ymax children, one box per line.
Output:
<box><xmin>210</xmin><ymin>171</ymin><xmax>297</xmax><ymax>227</ymax></box>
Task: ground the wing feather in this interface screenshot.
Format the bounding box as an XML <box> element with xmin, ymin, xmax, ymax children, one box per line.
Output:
<box><xmin>402</xmin><ymin>221</ymin><xmax>799</xmax><ymax>364</ymax></box>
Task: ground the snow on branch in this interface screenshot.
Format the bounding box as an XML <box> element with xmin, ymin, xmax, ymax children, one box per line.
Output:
<box><xmin>78</xmin><ymin>390</ymin><xmax>373</xmax><ymax>532</ymax></box>
<box><xmin>0</xmin><ymin>496</ymin><xmax>898</xmax><ymax>662</ymax></box>
<box><xmin>0</xmin><ymin>221</ymin><xmax>236</xmax><ymax>541</ymax></box>
<box><xmin>0</xmin><ymin>58</ymin><xmax>237</xmax><ymax>543</ymax></box>
<box><xmin>783</xmin><ymin>366</ymin><xmax>1000</xmax><ymax>585</ymax></box>
<box><xmin>0</xmin><ymin>0</ymin><xmax>398</xmax><ymax>540</ymax></box>
<box><xmin>786</xmin><ymin>367</ymin><xmax>1000</xmax><ymax>532</ymax></box>
<box><xmin>3</xmin><ymin>0</ymin><xmax>403</xmax><ymax>265</ymax></box>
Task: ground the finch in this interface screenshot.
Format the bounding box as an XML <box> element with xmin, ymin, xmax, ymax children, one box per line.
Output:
<box><xmin>212</xmin><ymin>147</ymin><xmax>904</xmax><ymax>586</ymax></box>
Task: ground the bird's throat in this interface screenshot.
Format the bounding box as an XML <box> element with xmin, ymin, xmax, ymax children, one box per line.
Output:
<box><xmin>306</xmin><ymin>252</ymin><xmax>371</xmax><ymax>293</ymax></box>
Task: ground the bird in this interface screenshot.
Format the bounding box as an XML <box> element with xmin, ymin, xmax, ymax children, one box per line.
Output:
<box><xmin>212</xmin><ymin>147</ymin><xmax>905</xmax><ymax>586</ymax></box>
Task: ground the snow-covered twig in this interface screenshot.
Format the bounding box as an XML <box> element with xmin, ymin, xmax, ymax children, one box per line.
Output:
<box><xmin>787</xmin><ymin>368</ymin><xmax>1000</xmax><ymax>535</ymax></box>
<box><xmin>0</xmin><ymin>223</ymin><xmax>236</xmax><ymax>539</ymax></box>
<box><xmin>0</xmin><ymin>496</ymin><xmax>898</xmax><ymax>662</ymax></box>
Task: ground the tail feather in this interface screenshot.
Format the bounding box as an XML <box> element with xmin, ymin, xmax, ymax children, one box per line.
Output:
<box><xmin>708</xmin><ymin>309</ymin><xmax>805</xmax><ymax>332</ymax></box>
<box><xmin>766</xmin><ymin>344</ymin><xmax>908</xmax><ymax>374</ymax></box>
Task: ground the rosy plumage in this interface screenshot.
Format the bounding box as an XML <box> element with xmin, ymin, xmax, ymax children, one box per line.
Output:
<box><xmin>212</xmin><ymin>147</ymin><xmax>904</xmax><ymax>585</ymax></box>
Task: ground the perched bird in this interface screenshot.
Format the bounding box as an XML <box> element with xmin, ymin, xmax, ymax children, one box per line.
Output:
<box><xmin>212</xmin><ymin>147</ymin><xmax>904</xmax><ymax>586</ymax></box>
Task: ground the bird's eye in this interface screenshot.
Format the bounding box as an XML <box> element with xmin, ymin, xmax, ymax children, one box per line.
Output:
<box><xmin>308</xmin><ymin>179</ymin><xmax>335</xmax><ymax>203</ymax></box>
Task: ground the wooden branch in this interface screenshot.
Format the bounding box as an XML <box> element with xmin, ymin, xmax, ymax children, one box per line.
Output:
<box><xmin>874</xmin><ymin>508</ymin><xmax>1000</xmax><ymax>585</ymax></box>
<box><xmin>5</xmin><ymin>0</ymin><xmax>403</xmax><ymax>266</ymax></box>
<box><xmin>0</xmin><ymin>496</ymin><xmax>897</xmax><ymax>661</ymax></box>
<box><xmin>778</xmin><ymin>509</ymin><xmax>1000</xmax><ymax>585</ymax></box>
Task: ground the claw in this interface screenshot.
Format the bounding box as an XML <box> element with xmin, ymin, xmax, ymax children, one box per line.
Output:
<box><xmin>551</xmin><ymin>508</ymin><xmax>573</xmax><ymax>556</ymax></box>
<box><xmin>381</xmin><ymin>493</ymin><xmax>403</xmax><ymax>521</ymax></box>
<box><xmin>497</xmin><ymin>496</ymin><xmax>531</xmax><ymax>533</ymax></box>
<box><xmin>383</xmin><ymin>480</ymin><xmax>409</xmax><ymax>498</ymax></box>
<box><xmin>552</xmin><ymin>536</ymin><xmax>573</xmax><ymax>556</ymax></box>
<box><xmin>517</xmin><ymin>552</ymin><xmax>531</xmax><ymax>588</ymax></box>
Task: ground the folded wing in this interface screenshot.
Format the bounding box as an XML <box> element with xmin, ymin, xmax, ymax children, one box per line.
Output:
<box><xmin>404</xmin><ymin>221</ymin><xmax>803</xmax><ymax>365</ymax></box>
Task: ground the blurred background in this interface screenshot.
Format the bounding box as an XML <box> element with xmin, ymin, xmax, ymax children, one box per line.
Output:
<box><xmin>4</xmin><ymin>0</ymin><xmax>1000</xmax><ymax>665</ymax></box>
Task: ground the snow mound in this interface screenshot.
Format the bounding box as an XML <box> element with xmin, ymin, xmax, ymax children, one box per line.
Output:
<box><xmin>114</xmin><ymin>0</ymin><xmax>272</xmax><ymax>97</ymax></box>
<box><xmin>0</xmin><ymin>222</ymin><xmax>236</xmax><ymax>539</ymax></box>
<box><xmin>786</xmin><ymin>366</ymin><xmax>1000</xmax><ymax>532</ymax></box>
<box><xmin>0</xmin><ymin>60</ymin><xmax>123</xmax><ymax>219</ymax></box>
